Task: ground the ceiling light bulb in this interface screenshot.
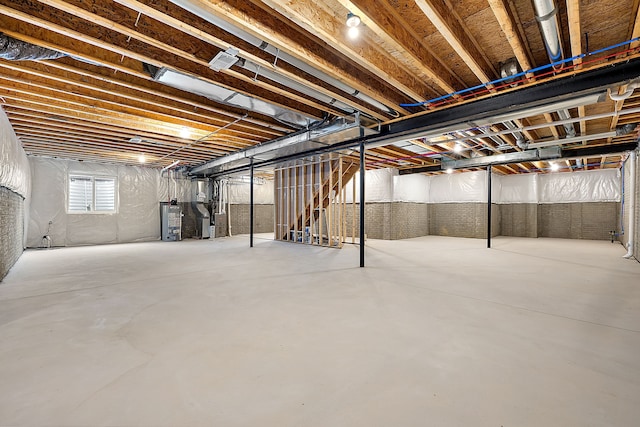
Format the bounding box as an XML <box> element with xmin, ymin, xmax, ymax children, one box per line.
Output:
<box><xmin>180</xmin><ymin>127</ymin><xmax>191</xmax><ymax>139</ymax></box>
<box><xmin>550</xmin><ymin>162</ymin><xmax>559</xmax><ymax>171</ymax></box>
<box><xmin>346</xmin><ymin>12</ymin><xmax>361</xmax><ymax>28</ymax></box>
<box><xmin>138</xmin><ymin>154</ymin><xmax>146</xmax><ymax>164</ymax></box>
<box><xmin>446</xmin><ymin>168</ymin><xmax>453</xmax><ymax>174</ymax></box>
<box><xmin>453</xmin><ymin>143</ymin><xmax>462</xmax><ymax>153</ymax></box>
<box><xmin>347</xmin><ymin>26</ymin><xmax>360</xmax><ymax>39</ymax></box>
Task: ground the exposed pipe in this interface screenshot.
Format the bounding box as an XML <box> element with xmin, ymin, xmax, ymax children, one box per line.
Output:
<box><xmin>624</xmin><ymin>150</ymin><xmax>636</xmax><ymax>259</ymax></box>
<box><xmin>610</xmin><ymin>80</ymin><xmax>640</xmax><ymax>101</ymax></box>
<box><xmin>0</xmin><ymin>33</ymin><xmax>66</xmax><ymax>60</ymax></box>
<box><xmin>238</xmin><ymin>59</ymin><xmax>356</xmax><ymax>114</ymax></box>
<box><xmin>532</xmin><ymin>0</ymin><xmax>563</xmax><ymax>62</ymax></box>
<box><xmin>527</xmin><ymin>131</ymin><xmax>617</xmax><ymax>148</ymax></box>
<box><xmin>226</xmin><ymin>180</ymin><xmax>232</xmax><ymax>237</ymax></box>
<box><xmin>556</xmin><ymin>109</ymin><xmax>576</xmax><ymax>138</ymax></box>
<box><xmin>168</xmin><ymin>0</ymin><xmax>398</xmax><ymax>117</ymax></box>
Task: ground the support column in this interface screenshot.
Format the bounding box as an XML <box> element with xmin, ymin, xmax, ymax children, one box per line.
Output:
<box><xmin>359</xmin><ymin>139</ymin><xmax>365</xmax><ymax>267</ymax></box>
<box><xmin>250</xmin><ymin>158</ymin><xmax>254</xmax><ymax>248</ymax></box>
<box><xmin>487</xmin><ymin>165</ymin><xmax>492</xmax><ymax>249</ymax></box>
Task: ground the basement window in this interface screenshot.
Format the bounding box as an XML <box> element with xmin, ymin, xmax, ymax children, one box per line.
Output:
<box><xmin>68</xmin><ymin>175</ymin><xmax>117</xmax><ymax>213</ymax></box>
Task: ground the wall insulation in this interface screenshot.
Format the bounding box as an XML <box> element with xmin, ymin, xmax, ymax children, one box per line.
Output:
<box><xmin>27</xmin><ymin>157</ymin><xmax>190</xmax><ymax>247</ymax></box>
<box><xmin>338</xmin><ymin>167</ymin><xmax>621</xmax><ymax>240</ymax></box>
<box><xmin>344</xmin><ymin>168</ymin><xmax>620</xmax><ymax>204</ymax></box>
<box><xmin>0</xmin><ymin>107</ymin><xmax>30</xmax><ymax>280</ymax></box>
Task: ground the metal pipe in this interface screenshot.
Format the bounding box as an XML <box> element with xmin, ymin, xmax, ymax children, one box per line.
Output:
<box><xmin>487</xmin><ymin>165</ymin><xmax>492</xmax><ymax>249</ymax></box>
<box><xmin>533</xmin><ymin>0</ymin><xmax>563</xmax><ymax>61</ymax></box>
<box><xmin>250</xmin><ymin>158</ymin><xmax>254</xmax><ymax>248</ymax></box>
<box><xmin>359</xmin><ymin>138</ymin><xmax>365</xmax><ymax>268</ymax></box>
<box><xmin>624</xmin><ymin>150</ymin><xmax>637</xmax><ymax>258</ymax></box>
<box><xmin>527</xmin><ymin>131</ymin><xmax>617</xmax><ymax>148</ymax></box>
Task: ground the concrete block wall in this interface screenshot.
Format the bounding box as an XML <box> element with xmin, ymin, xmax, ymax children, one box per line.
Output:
<box><xmin>228</xmin><ymin>204</ymin><xmax>274</xmax><ymax>235</ymax></box>
<box><xmin>0</xmin><ymin>186</ymin><xmax>24</xmax><ymax>280</ymax></box>
<box><xmin>500</xmin><ymin>204</ymin><xmax>538</xmax><ymax>237</ymax></box>
<box><xmin>429</xmin><ymin>203</ymin><xmax>500</xmax><ymax>238</ymax></box>
<box><xmin>390</xmin><ymin>203</ymin><xmax>430</xmax><ymax>240</ymax></box>
<box><xmin>537</xmin><ymin>203</ymin><xmax>619</xmax><ymax>240</ymax></box>
<box><xmin>344</xmin><ymin>202</ymin><xmax>429</xmax><ymax>240</ymax></box>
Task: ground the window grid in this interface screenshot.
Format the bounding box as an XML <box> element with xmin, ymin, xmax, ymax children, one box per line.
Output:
<box><xmin>68</xmin><ymin>175</ymin><xmax>116</xmax><ymax>213</ymax></box>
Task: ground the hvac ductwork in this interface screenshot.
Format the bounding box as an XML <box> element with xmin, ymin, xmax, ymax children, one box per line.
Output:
<box><xmin>168</xmin><ymin>0</ymin><xmax>398</xmax><ymax>117</ymax></box>
<box><xmin>532</xmin><ymin>0</ymin><xmax>563</xmax><ymax>62</ymax></box>
<box><xmin>0</xmin><ymin>33</ymin><xmax>66</xmax><ymax>61</ymax></box>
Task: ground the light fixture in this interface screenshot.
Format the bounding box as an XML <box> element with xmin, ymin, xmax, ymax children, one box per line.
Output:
<box><xmin>180</xmin><ymin>127</ymin><xmax>191</xmax><ymax>139</ymax></box>
<box><xmin>138</xmin><ymin>154</ymin><xmax>146</xmax><ymax>164</ymax></box>
<box><xmin>550</xmin><ymin>162</ymin><xmax>559</xmax><ymax>171</ymax></box>
<box><xmin>446</xmin><ymin>168</ymin><xmax>453</xmax><ymax>174</ymax></box>
<box><xmin>346</xmin><ymin>12</ymin><xmax>361</xmax><ymax>39</ymax></box>
<box><xmin>453</xmin><ymin>143</ymin><xmax>463</xmax><ymax>153</ymax></box>
<box><xmin>346</xmin><ymin>12</ymin><xmax>361</xmax><ymax>27</ymax></box>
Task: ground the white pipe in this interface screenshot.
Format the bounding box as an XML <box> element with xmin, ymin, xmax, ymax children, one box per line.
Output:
<box><xmin>527</xmin><ymin>131</ymin><xmax>617</xmax><ymax>149</ymax></box>
<box><xmin>160</xmin><ymin>160</ymin><xmax>180</xmax><ymax>172</ymax></box>
<box><xmin>610</xmin><ymin>82</ymin><xmax>640</xmax><ymax>102</ymax></box>
<box><xmin>226</xmin><ymin>180</ymin><xmax>232</xmax><ymax>237</ymax></box>
<box><xmin>533</xmin><ymin>0</ymin><xmax>563</xmax><ymax>61</ymax></box>
<box><xmin>624</xmin><ymin>150</ymin><xmax>636</xmax><ymax>259</ymax></box>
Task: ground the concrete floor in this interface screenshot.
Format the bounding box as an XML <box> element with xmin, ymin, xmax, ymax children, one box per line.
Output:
<box><xmin>1</xmin><ymin>235</ymin><xmax>639</xmax><ymax>426</ymax></box>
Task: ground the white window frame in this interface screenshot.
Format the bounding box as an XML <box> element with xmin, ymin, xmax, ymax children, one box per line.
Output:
<box><xmin>68</xmin><ymin>174</ymin><xmax>118</xmax><ymax>214</ymax></box>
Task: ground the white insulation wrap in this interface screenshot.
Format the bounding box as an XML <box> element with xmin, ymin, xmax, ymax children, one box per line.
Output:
<box><xmin>393</xmin><ymin>173</ymin><xmax>430</xmax><ymax>203</ymax></box>
<box><xmin>345</xmin><ymin>168</ymin><xmax>396</xmax><ymax>203</ymax></box>
<box><xmin>0</xmin><ymin>107</ymin><xmax>30</xmax><ymax>198</ymax></box>
<box><xmin>27</xmin><ymin>157</ymin><xmax>191</xmax><ymax>247</ymax></box>
<box><xmin>227</xmin><ymin>179</ymin><xmax>274</xmax><ymax>204</ymax></box>
<box><xmin>495</xmin><ymin>174</ymin><xmax>538</xmax><ymax>204</ymax></box>
<box><xmin>538</xmin><ymin>169</ymin><xmax>621</xmax><ymax>203</ymax></box>
<box><xmin>429</xmin><ymin>170</ymin><xmax>487</xmax><ymax>203</ymax></box>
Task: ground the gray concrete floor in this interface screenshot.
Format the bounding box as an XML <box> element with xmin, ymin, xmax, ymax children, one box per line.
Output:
<box><xmin>1</xmin><ymin>235</ymin><xmax>639</xmax><ymax>426</ymax></box>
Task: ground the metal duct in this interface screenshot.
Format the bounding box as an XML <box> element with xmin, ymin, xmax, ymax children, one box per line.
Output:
<box><xmin>556</xmin><ymin>109</ymin><xmax>576</xmax><ymax>138</ymax></box>
<box><xmin>237</xmin><ymin>59</ymin><xmax>356</xmax><ymax>114</ymax></box>
<box><xmin>0</xmin><ymin>33</ymin><xmax>66</xmax><ymax>61</ymax></box>
<box><xmin>532</xmin><ymin>0</ymin><xmax>563</xmax><ymax>62</ymax></box>
<box><xmin>441</xmin><ymin>147</ymin><xmax>561</xmax><ymax>169</ymax></box>
<box><xmin>190</xmin><ymin>115</ymin><xmax>379</xmax><ymax>175</ymax></box>
<box><xmin>168</xmin><ymin>0</ymin><xmax>398</xmax><ymax>117</ymax></box>
<box><xmin>153</xmin><ymin>67</ymin><xmax>316</xmax><ymax>128</ymax></box>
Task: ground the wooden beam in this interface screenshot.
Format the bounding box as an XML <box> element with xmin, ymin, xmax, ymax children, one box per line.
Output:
<box><xmin>157</xmin><ymin>0</ymin><xmax>409</xmax><ymax>112</ymax></box>
<box><xmin>566</xmin><ymin>0</ymin><xmax>582</xmax><ymax>68</ymax></box>
<box><xmin>5</xmin><ymin>108</ymin><xmax>243</xmax><ymax>153</ymax></box>
<box><xmin>412</xmin><ymin>0</ymin><xmax>497</xmax><ymax>83</ymax></box>
<box><xmin>39</xmin><ymin>60</ymin><xmax>290</xmax><ymax>134</ymax></box>
<box><xmin>336</xmin><ymin>0</ymin><xmax>464</xmax><ymax>92</ymax></box>
<box><xmin>0</xmin><ymin>4</ymin><xmax>323</xmax><ymax>118</ymax></box>
<box><xmin>0</xmin><ymin>62</ymin><xmax>277</xmax><ymax>140</ymax></box>
<box><xmin>0</xmin><ymin>79</ymin><xmax>260</xmax><ymax>146</ymax></box>
<box><xmin>255</xmin><ymin>0</ymin><xmax>434</xmax><ymax>101</ymax></box>
<box><xmin>486</xmin><ymin>0</ymin><xmax>533</xmax><ymax>73</ymax></box>
<box><xmin>632</xmin><ymin>1</ymin><xmax>640</xmax><ymax>49</ymax></box>
<box><xmin>543</xmin><ymin>113</ymin><xmax>561</xmax><ymax>138</ymax></box>
<box><xmin>112</xmin><ymin>0</ymin><xmax>388</xmax><ymax>120</ymax></box>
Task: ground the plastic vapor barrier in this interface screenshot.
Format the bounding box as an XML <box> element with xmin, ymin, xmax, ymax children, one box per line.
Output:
<box><xmin>27</xmin><ymin>157</ymin><xmax>192</xmax><ymax>247</ymax></box>
<box><xmin>340</xmin><ymin>167</ymin><xmax>620</xmax><ymax>205</ymax></box>
<box><xmin>495</xmin><ymin>174</ymin><xmax>538</xmax><ymax>204</ymax></box>
<box><xmin>393</xmin><ymin>174</ymin><xmax>430</xmax><ymax>203</ymax></box>
<box><xmin>227</xmin><ymin>179</ymin><xmax>274</xmax><ymax>204</ymax></box>
<box><xmin>345</xmin><ymin>168</ymin><xmax>396</xmax><ymax>203</ymax></box>
<box><xmin>538</xmin><ymin>169</ymin><xmax>621</xmax><ymax>203</ymax></box>
<box><xmin>429</xmin><ymin>170</ymin><xmax>487</xmax><ymax>203</ymax></box>
<box><xmin>0</xmin><ymin>107</ymin><xmax>30</xmax><ymax>198</ymax></box>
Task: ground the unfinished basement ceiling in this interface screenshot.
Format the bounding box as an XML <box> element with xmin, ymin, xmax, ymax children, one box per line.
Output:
<box><xmin>0</xmin><ymin>0</ymin><xmax>639</xmax><ymax>174</ymax></box>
